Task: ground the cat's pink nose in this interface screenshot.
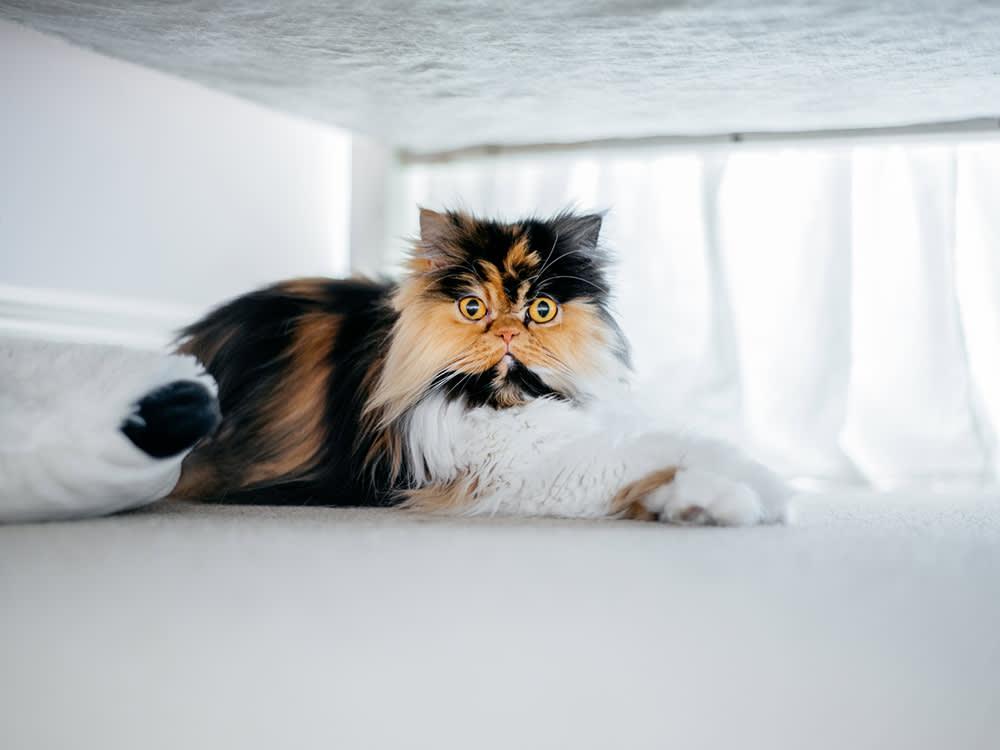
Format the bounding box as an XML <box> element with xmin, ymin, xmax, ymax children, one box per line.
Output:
<box><xmin>496</xmin><ymin>328</ymin><xmax>520</xmax><ymax>347</ymax></box>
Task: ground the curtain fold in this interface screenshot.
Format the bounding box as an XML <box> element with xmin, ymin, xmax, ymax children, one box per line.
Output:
<box><xmin>390</xmin><ymin>141</ymin><xmax>1000</xmax><ymax>487</ymax></box>
<box><xmin>718</xmin><ymin>149</ymin><xmax>858</xmax><ymax>481</ymax></box>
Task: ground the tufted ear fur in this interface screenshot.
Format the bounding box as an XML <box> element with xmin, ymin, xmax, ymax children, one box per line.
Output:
<box><xmin>411</xmin><ymin>207</ymin><xmax>464</xmax><ymax>273</ymax></box>
<box><xmin>552</xmin><ymin>211</ymin><xmax>603</xmax><ymax>250</ymax></box>
<box><xmin>419</xmin><ymin>207</ymin><xmax>453</xmax><ymax>246</ymax></box>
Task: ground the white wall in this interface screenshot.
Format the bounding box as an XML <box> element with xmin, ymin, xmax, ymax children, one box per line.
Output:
<box><xmin>350</xmin><ymin>133</ymin><xmax>396</xmax><ymax>277</ymax></box>
<box><xmin>0</xmin><ymin>20</ymin><xmax>352</xmax><ymax>346</ymax></box>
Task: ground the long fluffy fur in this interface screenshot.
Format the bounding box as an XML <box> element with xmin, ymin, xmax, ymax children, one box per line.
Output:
<box><xmin>173</xmin><ymin>208</ymin><xmax>789</xmax><ymax>525</ymax></box>
<box><xmin>174</xmin><ymin>209</ymin><xmax>627</xmax><ymax>506</ymax></box>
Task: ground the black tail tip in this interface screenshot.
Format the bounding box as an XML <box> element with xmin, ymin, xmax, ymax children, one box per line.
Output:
<box><xmin>121</xmin><ymin>380</ymin><xmax>221</xmax><ymax>459</ymax></box>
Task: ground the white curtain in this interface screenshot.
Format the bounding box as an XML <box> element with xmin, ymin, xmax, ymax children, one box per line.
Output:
<box><xmin>387</xmin><ymin>141</ymin><xmax>1000</xmax><ymax>488</ymax></box>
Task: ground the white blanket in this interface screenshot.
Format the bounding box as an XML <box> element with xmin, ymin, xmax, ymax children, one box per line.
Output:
<box><xmin>0</xmin><ymin>336</ymin><xmax>213</xmax><ymax>522</ymax></box>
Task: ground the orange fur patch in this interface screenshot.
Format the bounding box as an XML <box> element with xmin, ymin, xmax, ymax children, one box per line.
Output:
<box><xmin>367</xmin><ymin>297</ymin><xmax>483</xmax><ymax>426</ymax></box>
<box><xmin>503</xmin><ymin>236</ymin><xmax>541</xmax><ymax>277</ymax></box>
<box><xmin>176</xmin><ymin>325</ymin><xmax>234</xmax><ymax>370</ymax></box>
<box><xmin>363</xmin><ymin>422</ymin><xmax>406</xmax><ymax>485</ymax></box>
<box><xmin>274</xmin><ymin>278</ymin><xmax>332</xmax><ymax>300</ymax></box>
<box><xmin>611</xmin><ymin>467</ymin><xmax>678</xmax><ymax>521</ymax></box>
<box><xmin>477</xmin><ymin>261</ymin><xmax>504</xmax><ymax>304</ymax></box>
<box><xmin>400</xmin><ymin>474</ymin><xmax>479</xmax><ymax>513</ymax></box>
<box><xmin>243</xmin><ymin>312</ymin><xmax>337</xmax><ymax>485</ymax></box>
<box><xmin>170</xmin><ymin>454</ymin><xmax>222</xmax><ymax>500</ymax></box>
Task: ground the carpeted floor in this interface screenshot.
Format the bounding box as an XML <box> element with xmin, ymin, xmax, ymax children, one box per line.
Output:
<box><xmin>2</xmin><ymin>490</ymin><xmax>999</xmax><ymax>749</ymax></box>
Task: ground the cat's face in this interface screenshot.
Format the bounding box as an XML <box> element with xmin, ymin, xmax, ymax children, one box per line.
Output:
<box><xmin>373</xmin><ymin>209</ymin><xmax>629</xmax><ymax>419</ymax></box>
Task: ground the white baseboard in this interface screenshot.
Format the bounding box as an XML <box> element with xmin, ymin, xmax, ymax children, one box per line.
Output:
<box><xmin>0</xmin><ymin>283</ymin><xmax>204</xmax><ymax>350</ymax></box>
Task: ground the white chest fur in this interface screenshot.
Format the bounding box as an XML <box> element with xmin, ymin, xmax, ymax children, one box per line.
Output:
<box><xmin>404</xmin><ymin>394</ymin><xmax>790</xmax><ymax>523</ymax></box>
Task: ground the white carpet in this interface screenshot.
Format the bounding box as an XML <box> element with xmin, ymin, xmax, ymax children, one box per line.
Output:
<box><xmin>2</xmin><ymin>1</ymin><xmax>999</xmax><ymax>152</ymax></box>
<box><xmin>2</xmin><ymin>491</ymin><xmax>999</xmax><ymax>749</ymax></box>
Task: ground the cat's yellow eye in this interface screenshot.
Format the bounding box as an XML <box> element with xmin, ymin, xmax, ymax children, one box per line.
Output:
<box><xmin>528</xmin><ymin>296</ymin><xmax>559</xmax><ymax>324</ymax></box>
<box><xmin>458</xmin><ymin>296</ymin><xmax>487</xmax><ymax>321</ymax></box>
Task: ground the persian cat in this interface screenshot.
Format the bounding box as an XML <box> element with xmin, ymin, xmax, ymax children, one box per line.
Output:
<box><xmin>163</xmin><ymin>209</ymin><xmax>788</xmax><ymax>525</ymax></box>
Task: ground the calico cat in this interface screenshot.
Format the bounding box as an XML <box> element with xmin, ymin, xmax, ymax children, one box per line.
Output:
<box><xmin>168</xmin><ymin>209</ymin><xmax>788</xmax><ymax>525</ymax></box>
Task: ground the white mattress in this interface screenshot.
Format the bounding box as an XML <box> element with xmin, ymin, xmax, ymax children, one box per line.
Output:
<box><xmin>3</xmin><ymin>492</ymin><xmax>999</xmax><ymax>749</ymax></box>
<box><xmin>3</xmin><ymin>1</ymin><xmax>999</xmax><ymax>153</ymax></box>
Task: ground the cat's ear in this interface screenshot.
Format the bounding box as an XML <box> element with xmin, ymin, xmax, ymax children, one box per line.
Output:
<box><xmin>419</xmin><ymin>207</ymin><xmax>453</xmax><ymax>247</ymax></box>
<box><xmin>556</xmin><ymin>212</ymin><xmax>604</xmax><ymax>249</ymax></box>
<box><xmin>411</xmin><ymin>207</ymin><xmax>461</xmax><ymax>273</ymax></box>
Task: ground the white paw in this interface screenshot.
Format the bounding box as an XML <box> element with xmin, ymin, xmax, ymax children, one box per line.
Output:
<box><xmin>644</xmin><ymin>468</ymin><xmax>765</xmax><ymax>526</ymax></box>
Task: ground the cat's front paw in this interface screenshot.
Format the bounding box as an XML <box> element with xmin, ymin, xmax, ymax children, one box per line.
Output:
<box><xmin>644</xmin><ymin>468</ymin><xmax>767</xmax><ymax>527</ymax></box>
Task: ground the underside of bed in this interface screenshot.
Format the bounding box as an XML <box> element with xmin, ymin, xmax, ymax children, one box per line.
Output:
<box><xmin>3</xmin><ymin>1</ymin><xmax>1000</xmax><ymax>153</ymax></box>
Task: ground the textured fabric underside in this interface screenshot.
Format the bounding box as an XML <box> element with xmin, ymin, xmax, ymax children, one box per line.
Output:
<box><xmin>2</xmin><ymin>1</ymin><xmax>999</xmax><ymax>152</ymax></box>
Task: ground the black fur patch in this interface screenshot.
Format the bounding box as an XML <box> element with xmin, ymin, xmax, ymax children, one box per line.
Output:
<box><xmin>506</xmin><ymin>359</ymin><xmax>567</xmax><ymax>401</ymax></box>
<box><xmin>444</xmin><ymin>360</ymin><xmax>568</xmax><ymax>408</ymax></box>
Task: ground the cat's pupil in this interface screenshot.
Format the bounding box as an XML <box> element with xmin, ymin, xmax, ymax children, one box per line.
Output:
<box><xmin>466</xmin><ymin>299</ymin><xmax>480</xmax><ymax>315</ymax></box>
<box><xmin>536</xmin><ymin>300</ymin><xmax>550</xmax><ymax>317</ymax></box>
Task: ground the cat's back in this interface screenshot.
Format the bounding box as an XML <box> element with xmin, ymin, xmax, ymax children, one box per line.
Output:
<box><xmin>172</xmin><ymin>276</ymin><xmax>397</xmax><ymax>504</ymax></box>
